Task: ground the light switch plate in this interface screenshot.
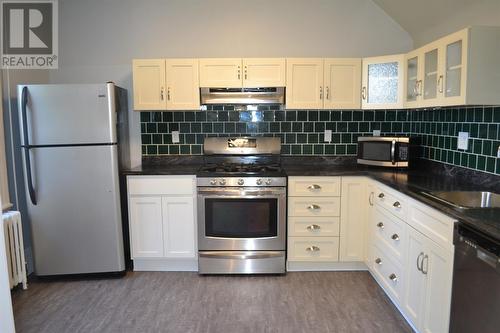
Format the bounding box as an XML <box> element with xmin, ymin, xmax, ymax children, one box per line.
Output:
<box><xmin>457</xmin><ymin>132</ymin><xmax>469</xmax><ymax>150</ymax></box>
<box><xmin>324</xmin><ymin>129</ymin><xmax>332</xmax><ymax>142</ymax></box>
<box><xmin>172</xmin><ymin>131</ymin><xmax>180</xmax><ymax>143</ymax></box>
<box><xmin>373</xmin><ymin>130</ymin><xmax>381</xmax><ymax>136</ymax></box>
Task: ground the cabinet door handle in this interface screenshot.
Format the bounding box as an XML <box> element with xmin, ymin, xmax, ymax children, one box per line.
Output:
<box><xmin>167</xmin><ymin>87</ymin><xmax>171</xmax><ymax>101</ymax></box>
<box><xmin>160</xmin><ymin>87</ymin><xmax>164</xmax><ymax>101</ymax></box>
<box><xmin>320</xmin><ymin>86</ymin><xmax>323</xmax><ymax>100</ymax></box>
<box><xmin>417</xmin><ymin>80</ymin><xmax>423</xmax><ymax>96</ymax></box>
<box><xmin>416</xmin><ymin>252</ymin><xmax>424</xmax><ymax>272</ymax></box>
<box><xmin>378</xmin><ymin>193</ymin><xmax>385</xmax><ymax>199</ymax></box>
<box><xmin>369</xmin><ymin>192</ymin><xmax>374</xmax><ymax>206</ymax></box>
<box><xmin>376</xmin><ymin>222</ymin><xmax>384</xmax><ymax>229</ymax></box>
<box><xmin>326</xmin><ymin>86</ymin><xmax>330</xmax><ymax>100</ymax></box>
<box><xmin>391</xmin><ymin>233</ymin><xmax>400</xmax><ymax>241</ymax></box>
<box><xmin>307</xmin><ymin>204</ymin><xmax>321</xmax><ymax>210</ymax></box>
<box><xmin>307</xmin><ymin>184</ymin><xmax>322</xmax><ymax>191</ymax></box>
<box><xmin>393</xmin><ymin>201</ymin><xmax>401</xmax><ymax>208</ymax></box>
<box><xmin>375</xmin><ymin>258</ymin><xmax>382</xmax><ymax>265</ymax></box>
<box><xmin>361</xmin><ymin>86</ymin><xmax>367</xmax><ymax>100</ymax></box>
<box><xmin>306</xmin><ymin>245</ymin><xmax>320</xmax><ymax>252</ymax></box>
<box><xmin>422</xmin><ymin>254</ymin><xmax>429</xmax><ymax>275</ymax></box>
<box><xmin>438</xmin><ymin>75</ymin><xmax>444</xmax><ymax>93</ymax></box>
<box><xmin>237</xmin><ymin>66</ymin><xmax>241</xmax><ymax>80</ymax></box>
<box><xmin>389</xmin><ymin>273</ymin><xmax>398</xmax><ymax>282</ymax></box>
<box><xmin>306</xmin><ymin>224</ymin><xmax>321</xmax><ymax>231</ymax></box>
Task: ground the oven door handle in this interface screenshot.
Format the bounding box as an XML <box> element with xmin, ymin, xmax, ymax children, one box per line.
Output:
<box><xmin>199</xmin><ymin>251</ymin><xmax>284</xmax><ymax>260</ymax></box>
<box><xmin>197</xmin><ymin>189</ymin><xmax>285</xmax><ymax>196</ymax></box>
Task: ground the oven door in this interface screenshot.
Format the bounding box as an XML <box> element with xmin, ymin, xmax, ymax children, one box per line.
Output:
<box><xmin>197</xmin><ymin>187</ymin><xmax>286</xmax><ymax>251</ymax></box>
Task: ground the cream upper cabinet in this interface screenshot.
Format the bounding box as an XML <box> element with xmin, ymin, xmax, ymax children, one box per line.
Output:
<box><xmin>165</xmin><ymin>59</ymin><xmax>200</xmax><ymax>110</ymax></box>
<box><xmin>132</xmin><ymin>59</ymin><xmax>166</xmax><ymax>110</ymax></box>
<box><xmin>404</xmin><ymin>49</ymin><xmax>422</xmax><ymax>108</ymax></box>
<box><xmin>287</xmin><ymin>58</ymin><xmax>361</xmax><ymax>109</ymax></box>
<box><xmin>199</xmin><ymin>58</ymin><xmax>242</xmax><ymax>88</ymax></box>
<box><xmin>324</xmin><ymin>58</ymin><xmax>361</xmax><ymax>109</ymax></box>
<box><xmin>286</xmin><ymin>58</ymin><xmax>324</xmax><ymax>109</ymax></box>
<box><xmin>361</xmin><ymin>54</ymin><xmax>405</xmax><ymax>109</ymax></box>
<box><xmin>440</xmin><ymin>29</ymin><xmax>468</xmax><ymax>106</ymax></box>
<box><xmin>242</xmin><ymin>58</ymin><xmax>286</xmax><ymax>87</ymax></box>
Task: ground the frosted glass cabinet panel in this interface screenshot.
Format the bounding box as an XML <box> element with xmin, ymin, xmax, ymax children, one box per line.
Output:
<box><xmin>423</xmin><ymin>48</ymin><xmax>439</xmax><ymax>101</ymax></box>
<box><xmin>406</xmin><ymin>56</ymin><xmax>418</xmax><ymax>103</ymax></box>
<box><xmin>362</xmin><ymin>55</ymin><xmax>405</xmax><ymax>109</ymax></box>
<box><xmin>445</xmin><ymin>40</ymin><xmax>463</xmax><ymax>98</ymax></box>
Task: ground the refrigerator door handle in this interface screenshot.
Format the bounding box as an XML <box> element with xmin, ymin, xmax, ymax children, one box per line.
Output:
<box><xmin>21</xmin><ymin>86</ymin><xmax>37</xmax><ymax>205</ymax></box>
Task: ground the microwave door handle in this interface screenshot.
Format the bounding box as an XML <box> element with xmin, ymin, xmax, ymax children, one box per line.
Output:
<box><xmin>21</xmin><ymin>86</ymin><xmax>37</xmax><ymax>205</ymax></box>
<box><xmin>391</xmin><ymin>140</ymin><xmax>396</xmax><ymax>165</ymax></box>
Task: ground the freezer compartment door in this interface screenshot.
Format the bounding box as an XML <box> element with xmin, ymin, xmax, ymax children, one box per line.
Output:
<box><xmin>18</xmin><ymin>83</ymin><xmax>117</xmax><ymax>146</ymax></box>
<box><xmin>23</xmin><ymin>145</ymin><xmax>125</xmax><ymax>275</ymax></box>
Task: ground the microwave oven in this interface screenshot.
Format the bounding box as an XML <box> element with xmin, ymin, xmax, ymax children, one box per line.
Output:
<box><xmin>357</xmin><ymin>136</ymin><xmax>420</xmax><ymax>168</ymax></box>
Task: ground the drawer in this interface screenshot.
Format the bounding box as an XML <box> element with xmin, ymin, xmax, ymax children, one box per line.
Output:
<box><xmin>372</xmin><ymin>206</ymin><xmax>406</xmax><ymax>263</ymax></box>
<box><xmin>373</xmin><ymin>184</ymin><xmax>407</xmax><ymax>220</ymax></box>
<box><xmin>288</xmin><ymin>197</ymin><xmax>341</xmax><ymax>217</ymax></box>
<box><xmin>288</xmin><ymin>237</ymin><xmax>339</xmax><ymax>261</ymax></box>
<box><xmin>128</xmin><ymin>176</ymin><xmax>195</xmax><ymax>196</ymax></box>
<box><xmin>407</xmin><ymin>199</ymin><xmax>455</xmax><ymax>251</ymax></box>
<box><xmin>370</xmin><ymin>244</ymin><xmax>404</xmax><ymax>304</ymax></box>
<box><xmin>288</xmin><ymin>217</ymin><xmax>340</xmax><ymax>237</ymax></box>
<box><xmin>288</xmin><ymin>177</ymin><xmax>341</xmax><ymax>197</ymax></box>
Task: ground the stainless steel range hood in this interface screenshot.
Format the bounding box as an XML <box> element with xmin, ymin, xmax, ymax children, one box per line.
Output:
<box><xmin>200</xmin><ymin>87</ymin><xmax>285</xmax><ymax>105</ymax></box>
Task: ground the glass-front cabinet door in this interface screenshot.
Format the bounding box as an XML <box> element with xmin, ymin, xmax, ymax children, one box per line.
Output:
<box><xmin>404</xmin><ymin>49</ymin><xmax>421</xmax><ymax>108</ymax></box>
<box><xmin>421</xmin><ymin>43</ymin><xmax>442</xmax><ymax>107</ymax></box>
<box><xmin>441</xmin><ymin>29</ymin><xmax>468</xmax><ymax>106</ymax></box>
<box><xmin>362</xmin><ymin>54</ymin><xmax>405</xmax><ymax>109</ymax></box>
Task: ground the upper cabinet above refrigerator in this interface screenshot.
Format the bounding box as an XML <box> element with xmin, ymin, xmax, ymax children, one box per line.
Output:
<box><xmin>361</xmin><ymin>54</ymin><xmax>405</xmax><ymax>109</ymax></box>
<box><xmin>404</xmin><ymin>26</ymin><xmax>500</xmax><ymax>108</ymax></box>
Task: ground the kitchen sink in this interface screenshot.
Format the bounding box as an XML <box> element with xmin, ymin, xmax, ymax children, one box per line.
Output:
<box><xmin>419</xmin><ymin>190</ymin><xmax>500</xmax><ymax>209</ymax></box>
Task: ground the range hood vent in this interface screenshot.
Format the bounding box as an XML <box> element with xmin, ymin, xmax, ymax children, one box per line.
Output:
<box><xmin>200</xmin><ymin>87</ymin><xmax>285</xmax><ymax>105</ymax></box>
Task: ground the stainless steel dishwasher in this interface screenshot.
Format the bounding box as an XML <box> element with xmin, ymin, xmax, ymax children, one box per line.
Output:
<box><xmin>449</xmin><ymin>223</ymin><xmax>500</xmax><ymax>333</ymax></box>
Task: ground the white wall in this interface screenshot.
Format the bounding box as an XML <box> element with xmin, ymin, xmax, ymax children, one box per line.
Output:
<box><xmin>49</xmin><ymin>0</ymin><xmax>413</xmax><ymax>165</ymax></box>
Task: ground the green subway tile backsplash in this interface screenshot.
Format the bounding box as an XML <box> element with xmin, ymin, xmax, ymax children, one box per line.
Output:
<box><xmin>140</xmin><ymin>105</ymin><xmax>500</xmax><ymax>175</ymax></box>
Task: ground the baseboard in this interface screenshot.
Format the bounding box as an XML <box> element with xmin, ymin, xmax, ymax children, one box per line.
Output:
<box><xmin>287</xmin><ymin>261</ymin><xmax>368</xmax><ymax>271</ymax></box>
<box><xmin>133</xmin><ymin>258</ymin><xmax>198</xmax><ymax>272</ymax></box>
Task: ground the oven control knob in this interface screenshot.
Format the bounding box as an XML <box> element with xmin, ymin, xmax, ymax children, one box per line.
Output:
<box><xmin>237</xmin><ymin>179</ymin><xmax>244</xmax><ymax>186</ymax></box>
<box><xmin>256</xmin><ymin>179</ymin><xmax>263</xmax><ymax>185</ymax></box>
<box><xmin>219</xmin><ymin>179</ymin><xmax>226</xmax><ymax>185</ymax></box>
<box><xmin>210</xmin><ymin>179</ymin><xmax>217</xmax><ymax>185</ymax></box>
<box><xmin>265</xmin><ymin>179</ymin><xmax>272</xmax><ymax>185</ymax></box>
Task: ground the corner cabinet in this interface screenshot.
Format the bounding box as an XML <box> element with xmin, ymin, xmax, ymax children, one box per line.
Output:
<box><xmin>199</xmin><ymin>58</ymin><xmax>285</xmax><ymax>88</ymax></box>
<box><xmin>126</xmin><ymin>175</ymin><xmax>197</xmax><ymax>271</ymax></box>
<box><xmin>361</xmin><ymin>54</ymin><xmax>405</xmax><ymax>109</ymax></box>
<box><xmin>132</xmin><ymin>59</ymin><xmax>200</xmax><ymax>111</ymax></box>
<box><xmin>286</xmin><ymin>58</ymin><xmax>361</xmax><ymax>110</ymax></box>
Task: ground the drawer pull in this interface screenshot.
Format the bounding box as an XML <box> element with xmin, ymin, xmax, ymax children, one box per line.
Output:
<box><xmin>391</xmin><ymin>233</ymin><xmax>400</xmax><ymax>241</ymax></box>
<box><xmin>378</xmin><ymin>193</ymin><xmax>385</xmax><ymax>199</ymax></box>
<box><xmin>307</xmin><ymin>184</ymin><xmax>322</xmax><ymax>191</ymax></box>
<box><xmin>393</xmin><ymin>201</ymin><xmax>402</xmax><ymax>208</ymax></box>
<box><xmin>306</xmin><ymin>224</ymin><xmax>321</xmax><ymax>231</ymax></box>
<box><xmin>375</xmin><ymin>258</ymin><xmax>382</xmax><ymax>265</ymax></box>
<box><xmin>389</xmin><ymin>273</ymin><xmax>398</xmax><ymax>282</ymax></box>
<box><xmin>307</xmin><ymin>204</ymin><xmax>321</xmax><ymax>210</ymax></box>
<box><xmin>376</xmin><ymin>222</ymin><xmax>385</xmax><ymax>229</ymax></box>
<box><xmin>306</xmin><ymin>245</ymin><xmax>320</xmax><ymax>252</ymax></box>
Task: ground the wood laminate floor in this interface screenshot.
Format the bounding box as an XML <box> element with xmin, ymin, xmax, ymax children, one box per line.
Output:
<box><xmin>11</xmin><ymin>271</ymin><xmax>412</xmax><ymax>333</ymax></box>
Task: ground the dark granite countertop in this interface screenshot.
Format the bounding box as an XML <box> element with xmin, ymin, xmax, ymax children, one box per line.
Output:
<box><xmin>123</xmin><ymin>156</ymin><xmax>500</xmax><ymax>241</ymax></box>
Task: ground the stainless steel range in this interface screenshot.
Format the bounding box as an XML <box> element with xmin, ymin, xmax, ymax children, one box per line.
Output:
<box><xmin>197</xmin><ymin>137</ymin><xmax>286</xmax><ymax>274</ymax></box>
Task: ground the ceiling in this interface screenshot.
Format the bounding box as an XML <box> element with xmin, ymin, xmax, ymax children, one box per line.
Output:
<box><xmin>372</xmin><ymin>0</ymin><xmax>500</xmax><ymax>47</ymax></box>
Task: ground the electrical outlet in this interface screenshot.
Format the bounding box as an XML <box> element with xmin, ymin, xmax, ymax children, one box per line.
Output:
<box><xmin>373</xmin><ymin>130</ymin><xmax>381</xmax><ymax>136</ymax></box>
<box><xmin>324</xmin><ymin>129</ymin><xmax>332</xmax><ymax>142</ymax></box>
<box><xmin>457</xmin><ymin>132</ymin><xmax>469</xmax><ymax>150</ymax></box>
<box><xmin>172</xmin><ymin>131</ymin><xmax>180</xmax><ymax>143</ymax></box>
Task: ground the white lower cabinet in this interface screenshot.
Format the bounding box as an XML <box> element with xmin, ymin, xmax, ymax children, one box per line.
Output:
<box><xmin>127</xmin><ymin>175</ymin><xmax>197</xmax><ymax>271</ymax></box>
<box><xmin>404</xmin><ymin>226</ymin><xmax>454</xmax><ymax>333</ymax></box>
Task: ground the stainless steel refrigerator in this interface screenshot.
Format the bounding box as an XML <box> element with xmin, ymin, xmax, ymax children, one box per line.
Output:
<box><xmin>18</xmin><ymin>82</ymin><xmax>130</xmax><ymax>276</ymax></box>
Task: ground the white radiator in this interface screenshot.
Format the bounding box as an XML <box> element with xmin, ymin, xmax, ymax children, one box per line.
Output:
<box><xmin>2</xmin><ymin>211</ymin><xmax>27</xmax><ymax>289</ymax></box>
